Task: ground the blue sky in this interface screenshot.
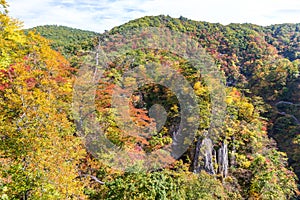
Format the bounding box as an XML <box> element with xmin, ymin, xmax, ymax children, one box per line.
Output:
<box><xmin>8</xmin><ymin>0</ymin><xmax>300</xmax><ymax>33</ymax></box>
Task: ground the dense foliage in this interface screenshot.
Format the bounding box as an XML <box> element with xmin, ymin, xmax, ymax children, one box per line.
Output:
<box><xmin>1</xmin><ymin>1</ymin><xmax>300</xmax><ymax>199</ymax></box>
<box><xmin>107</xmin><ymin>15</ymin><xmax>300</xmax><ymax>189</ymax></box>
<box><xmin>25</xmin><ymin>25</ymin><xmax>98</xmax><ymax>68</ymax></box>
<box><xmin>0</xmin><ymin>2</ymin><xmax>88</xmax><ymax>199</ymax></box>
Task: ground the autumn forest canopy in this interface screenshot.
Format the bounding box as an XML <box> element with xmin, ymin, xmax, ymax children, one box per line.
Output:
<box><xmin>1</xmin><ymin>0</ymin><xmax>300</xmax><ymax>199</ymax></box>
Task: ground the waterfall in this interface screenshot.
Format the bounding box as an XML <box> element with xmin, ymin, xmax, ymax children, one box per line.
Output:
<box><xmin>193</xmin><ymin>134</ymin><xmax>215</xmax><ymax>175</ymax></box>
<box><xmin>218</xmin><ymin>142</ymin><xmax>228</xmax><ymax>178</ymax></box>
<box><xmin>193</xmin><ymin>134</ymin><xmax>229</xmax><ymax>178</ymax></box>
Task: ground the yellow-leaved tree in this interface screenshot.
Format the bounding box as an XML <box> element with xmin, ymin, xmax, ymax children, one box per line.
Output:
<box><xmin>0</xmin><ymin>1</ymin><xmax>88</xmax><ymax>199</ymax></box>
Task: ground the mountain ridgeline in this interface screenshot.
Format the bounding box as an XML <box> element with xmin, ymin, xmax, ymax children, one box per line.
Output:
<box><xmin>2</xmin><ymin>13</ymin><xmax>299</xmax><ymax>199</ymax></box>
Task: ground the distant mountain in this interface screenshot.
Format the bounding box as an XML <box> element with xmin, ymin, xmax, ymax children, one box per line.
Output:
<box><xmin>25</xmin><ymin>16</ymin><xmax>300</xmax><ymax>197</ymax></box>
<box><xmin>27</xmin><ymin>19</ymin><xmax>300</xmax><ymax>65</ymax></box>
<box><xmin>25</xmin><ymin>25</ymin><xmax>99</xmax><ymax>57</ymax></box>
<box><xmin>264</xmin><ymin>23</ymin><xmax>300</xmax><ymax>61</ymax></box>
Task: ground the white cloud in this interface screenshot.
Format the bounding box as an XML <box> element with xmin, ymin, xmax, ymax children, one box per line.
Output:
<box><xmin>8</xmin><ymin>0</ymin><xmax>300</xmax><ymax>32</ymax></box>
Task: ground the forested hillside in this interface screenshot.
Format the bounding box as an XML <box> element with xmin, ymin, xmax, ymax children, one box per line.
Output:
<box><xmin>25</xmin><ymin>25</ymin><xmax>98</xmax><ymax>68</ymax></box>
<box><xmin>105</xmin><ymin>15</ymin><xmax>300</xmax><ymax>184</ymax></box>
<box><xmin>1</xmin><ymin>0</ymin><xmax>300</xmax><ymax>199</ymax></box>
<box><xmin>26</xmin><ymin>25</ymin><xmax>98</xmax><ymax>56</ymax></box>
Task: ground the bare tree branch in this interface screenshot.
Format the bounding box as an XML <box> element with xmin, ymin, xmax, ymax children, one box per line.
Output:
<box><xmin>81</xmin><ymin>174</ymin><xmax>105</xmax><ymax>185</ymax></box>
